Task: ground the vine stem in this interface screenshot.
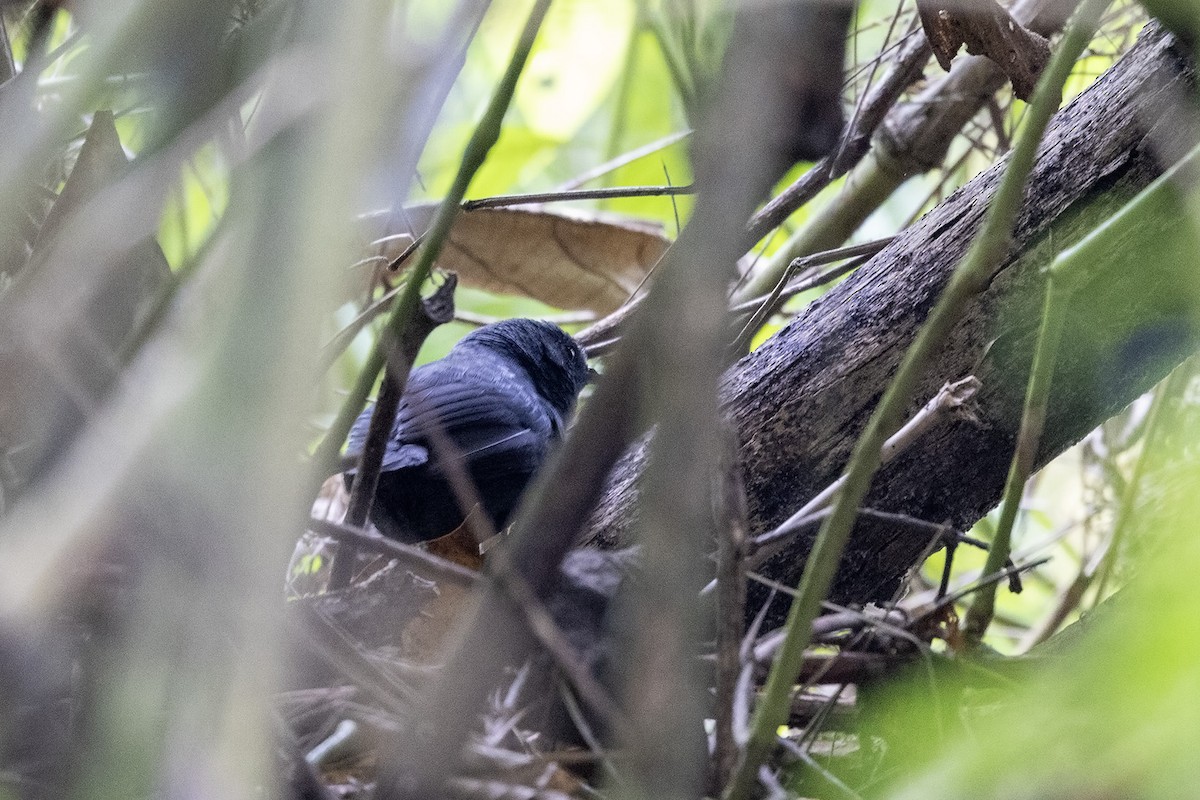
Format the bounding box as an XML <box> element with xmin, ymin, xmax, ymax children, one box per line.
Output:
<box><xmin>963</xmin><ymin>270</ymin><xmax>1067</xmax><ymax>645</ymax></box>
<box><xmin>722</xmin><ymin>0</ymin><xmax>1112</xmax><ymax>796</ymax></box>
<box><xmin>310</xmin><ymin>0</ymin><xmax>551</xmax><ymax>479</ymax></box>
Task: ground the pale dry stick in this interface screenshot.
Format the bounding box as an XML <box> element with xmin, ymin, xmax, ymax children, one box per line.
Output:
<box><xmin>555</xmin><ymin>129</ymin><xmax>692</xmax><ymax>192</ymax></box>
<box><xmin>730</xmin><ymin>236</ymin><xmax>895</xmax><ymax>354</ymax></box>
<box><xmin>729</xmin><ymin>237</ymin><xmax>895</xmax><ymax>314</ymax></box>
<box><xmin>747</xmin><ymin>376</ymin><xmax>981</xmax><ymax>570</ymax></box>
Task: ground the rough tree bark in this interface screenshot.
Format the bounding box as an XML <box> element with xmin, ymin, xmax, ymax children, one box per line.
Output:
<box><xmin>583</xmin><ymin>23</ymin><xmax>1200</xmax><ymax>627</ymax></box>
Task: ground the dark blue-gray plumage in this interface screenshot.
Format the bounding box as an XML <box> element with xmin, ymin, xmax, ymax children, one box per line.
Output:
<box><xmin>344</xmin><ymin>319</ymin><xmax>591</xmax><ymax>543</ymax></box>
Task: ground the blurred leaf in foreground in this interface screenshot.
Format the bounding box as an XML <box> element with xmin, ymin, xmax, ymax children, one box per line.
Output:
<box><xmin>872</xmin><ymin>361</ymin><xmax>1200</xmax><ymax>799</ymax></box>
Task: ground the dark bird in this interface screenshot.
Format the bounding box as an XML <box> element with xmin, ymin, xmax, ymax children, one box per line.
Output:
<box><xmin>344</xmin><ymin>319</ymin><xmax>591</xmax><ymax>543</ymax></box>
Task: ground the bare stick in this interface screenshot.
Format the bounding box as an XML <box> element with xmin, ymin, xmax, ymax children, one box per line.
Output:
<box><xmin>555</xmin><ymin>129</ymin><xmax>692</xmax><ymax>191</ymax></box>
<box><xmin>306</xmin><ymin>517</ymin><xmax>477</xmax><ymax>587</ymax></box>
<box><xmin>329</xmin><ymin>276</ymin><xmax>456</xmax><ymax>589</ymax></box>
<box><xmin>747</xmin><ymin>376</ymin><xmax>981</xmax><ymax>569</ymax></box>
<box><xmin>461</xmin><ymin>183</ymin><xmax>695</xmax><ymax>210</ymax></box>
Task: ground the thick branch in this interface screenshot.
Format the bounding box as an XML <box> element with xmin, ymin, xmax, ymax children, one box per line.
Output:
<box><xmin>585</xmin><ymin>23</ymin><xmax>1199</xmax><ymax>628</ymax></box>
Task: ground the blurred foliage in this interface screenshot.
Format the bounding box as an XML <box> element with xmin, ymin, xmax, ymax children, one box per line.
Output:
<box><xmin>0</xmin><ymin>0</ymin><xmax>1193</xmax><ymax>797</ymax></box>
<box><xmin>643</xmin><ymin>0</ymin><xmax>732</xmax><ymax>122</ymax></box>
<box><xmin>870</xmin><ymin>363</ymin><xmax>1200</xmax><ymax>799</ymax></box>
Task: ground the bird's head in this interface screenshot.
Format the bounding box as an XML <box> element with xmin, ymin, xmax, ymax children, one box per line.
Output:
<box><xmin>457</xmin><ymin>319</ymin><xmax>591</xmax><ymax>416</ymax></box>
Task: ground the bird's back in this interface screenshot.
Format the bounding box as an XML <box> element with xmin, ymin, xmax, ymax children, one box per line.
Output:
<box><xmin>345</xmin><ymin>346</ymin><xmax>562</xmax><ymax>542</ymax></box>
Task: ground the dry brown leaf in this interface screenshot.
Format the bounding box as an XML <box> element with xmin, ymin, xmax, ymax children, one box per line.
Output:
<box><xmin>369</xmin><ymin>205</ymin><xmax>670</xmax><ymax>315</ymax></box>
<box><xmin>916</xmin><ymin>0</ymin><xmax>1050</xmax><ymax>100</ymax></box>
<box><xmin>423</xmin><ymin>514</ymin><xmax>487</xmax><ymax>573</ymax></box>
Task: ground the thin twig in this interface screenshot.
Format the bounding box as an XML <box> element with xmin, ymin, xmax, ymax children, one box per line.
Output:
<box><xmin>556</xmin><ymin>129</ymin><xmax>692</xmax><ymax>191</ymax></box>
<box><xmin>912</xmin><ymin>556</ymin><xmax>1052</xmax><ymax>625</ymax></box>
<box><xmin>306</xmin><ymin>517</ymin><xmax>478</xmax><ymax>587</ymax></box>
<box><xmin>714</xmin><ymin>435</ymin><xmax>749</xmax><ymax>788</ymax></box>
<box><xmin>730</xmin><ymin>237</ymin><xmax>894</xmax><ymax>312</ymax></box>
<box><xmin>730</xmin><ymin>252</ymin><xmax>876</xmax><ymax>354</ymax></box>
<box><xmin>330</xmin><ymin>275</ymin><xmax>457</xmax><ymax>589</ymax></box>
<box><xmin>461</xmin><ymin>183</ymin><xmax>695</xmax><ymax>210</ymax></box>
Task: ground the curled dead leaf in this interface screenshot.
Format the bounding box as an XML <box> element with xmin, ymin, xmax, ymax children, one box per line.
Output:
<box><xmin>916</xmin><ymin>0</ymin><xmax>1050</xmax><ymax>100</ymax></box>
<box><xmin>365</xmin><ymin>205</ymin><xmax>671</xmax><ymax>315</ymax></box>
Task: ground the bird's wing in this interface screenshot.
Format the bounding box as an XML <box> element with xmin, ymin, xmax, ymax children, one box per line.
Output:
<box><xmin>398</xmin><ymin>368</ymin><xmax>550</xmax><ymax>465</ymax></box>
<box><xmin>346</xmin><ymin>363</ymin><xmax>551</xmax><ymax>473</ymax></box>
<box><xmin>345</xmin><ymin>408</ymin><xmax>430</xmax><ymax>471</ymax></box>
